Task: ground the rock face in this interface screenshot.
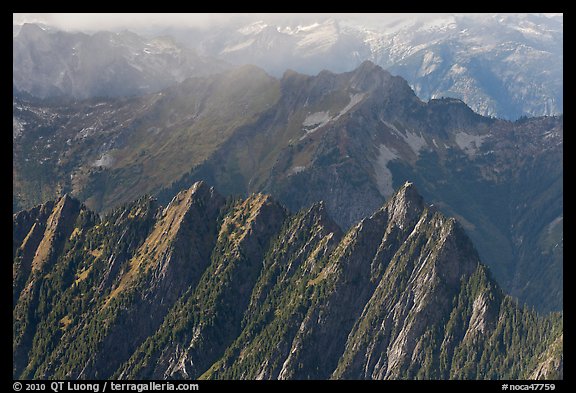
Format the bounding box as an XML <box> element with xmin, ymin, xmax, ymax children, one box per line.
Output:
<box><xmin>165</xmin><ymin>62</ymin><xmax>562</xmax><ymax>312</ymax></box>
<box><xmin>13</xmin><ymin>181</ymin><xmax>563</xmax><ymax>380</ymax></box>
<box><xmin>529</xmin><ymin>334</ymin><xmax>563</xmax><ymax>380</ymax></box>
<box><xmin>13</xmin><ymin>182</ymin><xmax>224</xmax><ymax>379</ymax></box>
<box><xmin>117</xmin><ymin>193</ymin><xmax>287</xmax><ymax>379</ymax></box>
<box><xmin>13</xmin><ymin>194</ymin><xmax>84</xmax><ymax>377</ymax></box>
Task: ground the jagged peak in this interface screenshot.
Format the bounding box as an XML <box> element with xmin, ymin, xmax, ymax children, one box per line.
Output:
<box><xmin>240</xmin><ymin>193</ymin><xmax>277</xmax><ymax>213</ymax></box>
<box><xmin>350</xmin><ymin>60</ymin><xmax>390</xmax><ymax>79</ymax></box>
<box><xmin>13</xmin><ymin>176</ymin><xmax>562</xmax><ymax>379</ymax></box>
<box><xmin>56</xmin><ymin>192</ymin><xmax>77</xmax><ymax>206</ymax></box>
<box><xmin>281</xmin><ymin>68</ymin><xmax>300</xmax><ymax>79</ymax></box>
<box><xmin>48</xmin><ymin>194</ymin><xmax>82</xmax><ymax>224</ymax></box>
<box><xmin>240</xmin><ymin>193</ymin><xmax>286</xmax><ymax>219</ymax></box>
<box><xmin>384</xmin><ymin>181</ymin><xmax>425</xmax><ymax>229</ymax></box>
<box><xmin>13</xmin><ymin>199</ymin><xmax>55</xmax><ymax>221</ymax></box>
<box><xmin>391</xmin><ymin>181</ymin><xmax>421</xmax><ymax>201</ymax></box>
<box><xmin>348</xmin><ymin>60</ymin><xmax>417</xmax><ymax>99</ymax></box>
<box><xmin>300</xmin><ymin>201</ymin><xmax>343</xmax><ymax>237</ymax></box>
<box><xmin>356</xmin><ymin>59</ymin><xmax>380</xmax><ymax>72</ymax></box>
<box><xmin>106</xmin><ymin>183</ymin><xmax>225</xmax><ymax>306</ymax></box>
<box><xmin>216</xmin><ymin>192</ymin><xmax>287</xmax><ymax>250</ymax></box>
<box><xmin>306</xmin><ymin>200</ymin><xmax>327</xmax><ymax>216</ymax></box>
<box><xmin>164</xmin><ymin>181</ymin><xmax>222</xmax><ymax>214</ymax></box>
<box><xmin>13</xmin><ymin>195</ymin><xmax>81</xmax><ymax>243</ymax></box>
<box><xmin>411</xmin><ymin>210</ymin><xmax>483</xmax><ymax>287</ymax></box>
<box><xmin>27</xmin><ymin>193</ymin><xmax>83</xmax><ymax>274</ymax></box>
<box><xmin>280</xmin><ymin>68</ymin><xmax>314</xmax><ymax>86</ymax></box>
<box><xmin>189</xmin><ymin>179</ymin><xmax>210</xmax><ymax>195</ymax></box>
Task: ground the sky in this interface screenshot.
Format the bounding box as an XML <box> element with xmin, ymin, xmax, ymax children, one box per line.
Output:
<box><xmin>13</xmin><ymin>13</ymin><xmax>458</xmax><ymax>32</ymax></box>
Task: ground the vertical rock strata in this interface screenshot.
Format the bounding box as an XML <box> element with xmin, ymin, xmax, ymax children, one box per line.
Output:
<box><xmin>13</xmin><ymin>182</ymin><xmax>562</xmax><ymax>380</ymax></box>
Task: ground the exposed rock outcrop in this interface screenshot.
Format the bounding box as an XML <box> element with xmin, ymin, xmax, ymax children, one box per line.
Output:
<box><xmin>13</xmin><ymin>182</ymin><xmax>563</xmax><ymax>380</ymax></box>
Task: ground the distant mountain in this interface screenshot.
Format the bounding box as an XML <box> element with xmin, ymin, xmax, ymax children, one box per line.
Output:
<box><xmin>13</xmin><ymin>62</ymin><xmax>562</xmax><ymax>312</ymax></box>
<box><xmin>377</xmin><ymin>14</ymin><xmax>563</xmax><ymax>120</ymax></box>
<box><xmin>13</xmin><ymin>23</ymin><xmax>230</xmax><ymax>99</ymax></box>
<box><xmin>179</xmin><ymin>18</ymin><xmax>370</xmax><ymax>78</ymax></box>
<box><xmin>14</xmin><ymin>14</ymin><xmax>562</xmax><ymax>119</ymax></box>
<box><xmin>166</xmin><ymin>13</ymin><xmax>562</xmax><ymax>119</ymax></box>
<box><xmin>13</xmin><ymin>182</ymin><xmax>563</xmax><ymax>379</ymax></box>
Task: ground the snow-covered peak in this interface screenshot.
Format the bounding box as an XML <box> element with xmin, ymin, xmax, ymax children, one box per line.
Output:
<box><xmin>414</xmin><ymin>15</ymin><xmax>457</xmax><ymax>32</ymax></box>
<box><xmin>294</xmin><ymin>19</ymin><xmax>339</xmax><ymax>53</ymax></box>
<box><xmin>238</xmin><ymin>21</ymin><xmax>269</xmax><ymax>35</ymax></box>
<box><xmin>279</xmin><ymin>22</ymin><xmax>321</xmax><ymax>34</ymax></box>
<box><xmin>277</xmin><ymin>19</ymin><xmax>336</xmax><ymax>35</ymax></box>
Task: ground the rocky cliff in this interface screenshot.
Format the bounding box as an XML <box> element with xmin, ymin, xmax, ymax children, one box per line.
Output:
<box><xmin>13</xmin><ymin>181</ymin><xmax>562</xmax><ymax>380</ymax></box>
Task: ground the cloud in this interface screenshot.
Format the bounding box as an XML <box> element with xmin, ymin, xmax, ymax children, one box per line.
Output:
<box><xmin>15</xmin><ymin>13</ymin><xmax>561</xmax><ymax>35</ymax></box>
<box><xmin>13</xmin><ymin>13</ymin><xmax>454</xmax><ymax>33</ymax></box>
<box><xmin>13</xmin><ymin>13</ymin><xmax>247</xmax><ymax>31</ymax></box>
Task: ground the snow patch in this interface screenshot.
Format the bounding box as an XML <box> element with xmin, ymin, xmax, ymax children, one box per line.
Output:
<box><xmin>341</xmin><ymin>93</ymin><xmax>365</xmax><ymax>115</ymax></box>
<box><xmin>404</xmin><ymin>132</ymin><xmax>428</xmax><ymax>153</ymax></box>
<box><xmin>303</xmin><ymin>111</ymin><xmax>331</xmax><ymax>128</ymax></box>
<box><xmin>416</xmin><ymin>15</ymin><xmax>457</xmax><ymax>32</ymax></box>
<box><xmin>374</xmin><ymin>144</ymin><xmax>399</xmax><ymax>197</ymax></box>
<box><xmin>454</xmin><ymin>132</ymin><xmax>486</xmax><ymax>157</ymax></box>
<box><xmin>288</xmin><ymin>166</ymin><xmax>306</xmax><ymax>175</ymax></box>
<box><xmin>301</xmin><ymin>93</ymin><xmax>365</xmax><ymax>140</ymax></box>
<box><xmin>542</xmin><ymin>128</ymin><xmax>560</xmax><ymax>140</ymax></box>
<box><xmin>382</xmin><ymin>121</ymin><xmax>428</xmax><ymax>154</ymax></box>
<box><xmin>92</xmin><ymin>153</ymin><xmax>114</xmax><ymax>168</ymax></box>
<box><xmin>450</xmin><ymin>64</ymin><xmax>467</xmax><ymax>75</ymax></box>
<box><xmin>295</xmin><ymin>21</ymin><xmax>339</xmax><ymax>54</ymax></box>
<box><xmin>238</xmin><ymin>21</ymin><xmax>268</xmax><ymax>35</ymax></box>
<box><xmin>547</xmin><ymin>215</ymin><xmax>563</xmax><ymax>234</ymax></box>
<box><xmin>221</xmin><ymin>38</ymin><xmax>256</xmax><ymax>54</ymax></box>
<box><xmin>278</xmin><ymin>23</ymin><xmax>321</xmax><ymax>35</ymax></box>
<box><xmin>418</xmin><ymin>51</ymin><xmax>442</xmax><ymax>77</ymax></box>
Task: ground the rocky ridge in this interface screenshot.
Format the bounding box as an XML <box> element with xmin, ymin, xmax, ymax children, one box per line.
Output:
<box><xmin>13</xmin><ymin>62</ymin><xmax>563</xmax><ymax>313</ymax></box>
<box><xmin>13</xmin><ymin>181</ymin><xmax>562</xmax><ymax>380</ymax></box>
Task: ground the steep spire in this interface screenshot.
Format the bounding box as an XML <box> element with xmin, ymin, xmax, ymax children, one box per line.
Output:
<box><xmin>385</xmin><ymin>181</ymin><xmax>425</xmax><ymax>230</ymax></box>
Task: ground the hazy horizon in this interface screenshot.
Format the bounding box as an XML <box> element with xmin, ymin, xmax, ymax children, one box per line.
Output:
<box><xmin>13</xmin><ymin>12</ymin><xmax>563</xmax><ymax>34</ymax></box>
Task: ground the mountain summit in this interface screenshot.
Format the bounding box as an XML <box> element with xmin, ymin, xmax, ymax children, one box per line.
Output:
<box><xmin>13</xmin><ymin>182</ymin><xmax>562</xmax><ymax>380</ymax></box>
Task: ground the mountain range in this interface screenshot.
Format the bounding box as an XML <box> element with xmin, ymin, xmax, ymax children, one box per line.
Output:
<box><xmin>13</xmin><ymin>23</ymin><xmax>229</xmax><ymax>99</ymax></box>
<box><xmin>13</xmin><ymin>13</ymin><xmax>563</xmax><ymax>119</ymax></box>
<box><xmin>178</xmin><ymin>13</ymin><xmax>562</xmax><ymax>119</ymax></box>
<box><xmin>12</xmin><ymin>181</ymin><xmax>563</xmax><ymax>379</ymax></box>
<box><xmin>13</xmin><ymin>61</ymin><xmax>563</xmax><ymax>313</ymax></box>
